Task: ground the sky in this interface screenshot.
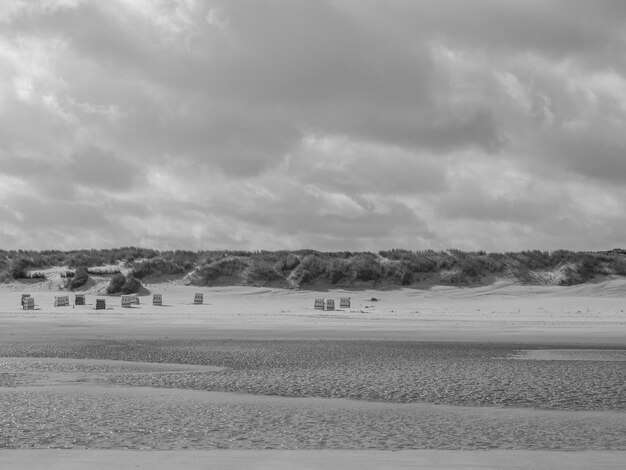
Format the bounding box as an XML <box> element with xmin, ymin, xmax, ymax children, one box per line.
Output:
<box><xmin>1</xmin><ymin>0</ymin><xmax>626</xmax><ymax>252</ymax></box>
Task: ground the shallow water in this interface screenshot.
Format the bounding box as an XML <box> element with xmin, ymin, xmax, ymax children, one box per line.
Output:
<box><xmin>513</xmin><ymin>349</ymin><xmax>626</xmax><ymax>361</ymax></box>
<box><xmin>1</xmin><ymin>340</ymin><xmax>625</xmax><ymax>450</ymax></box>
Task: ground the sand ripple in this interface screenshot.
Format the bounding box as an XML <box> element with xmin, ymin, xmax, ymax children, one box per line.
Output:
<box><xmin>2</xmin><ymin>340</ymin><xmax>621</xmax><ymax>411</ymax></box>
<box><xmin>1</xmin><ymin>387</ymin><xmax>624</xmax><ymax>450</ymax></box>
<box><xmin>1</xmin><ymin>340</ymin><xmax>625</xmax><ymax>450</ymax></box>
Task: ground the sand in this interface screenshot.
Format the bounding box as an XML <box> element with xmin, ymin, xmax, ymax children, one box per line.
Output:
<box><xmin>1</xmin><ymin>449</ymin><xmax>625</xmax><ymax>470</ymax></box>
<box><xmin>1</xmin><ymin>279</ymin><xmax>625</xmax><ymax>468</ymax></box>
<box><xmin>2</xmin><ymin>280</ymin><xmax>625</xmax><ymax>344</ymax></box>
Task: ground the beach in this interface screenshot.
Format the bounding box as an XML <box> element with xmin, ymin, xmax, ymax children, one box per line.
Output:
<box><xmin>1</xmin><ymin>281</ymin><xmax>625</xmax><ymax>468</ymax></box>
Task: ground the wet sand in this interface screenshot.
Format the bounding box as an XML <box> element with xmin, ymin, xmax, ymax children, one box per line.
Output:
<box><xmin>1</xmin><ymin>449</ymin><xmax>625</xmax><ymax>470</ymax></box>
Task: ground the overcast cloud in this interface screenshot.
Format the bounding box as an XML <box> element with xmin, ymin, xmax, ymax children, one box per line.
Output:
<box><xmin>1</xmin><ymin>0</ymin><xmax>625</xmax><ymax>251</ymax></box>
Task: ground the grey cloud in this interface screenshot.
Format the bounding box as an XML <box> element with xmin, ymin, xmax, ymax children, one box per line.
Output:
<box><xmin>0</xmin><ymin>95</ymin><xmax>74</xmax><ymax>162</ymax></box>
<box><xmin>103</xmin><ymin>199</ymin><xmax>152</xmax><ymax>219</ymax></box>
<box><xmin>347</xmin><ymin>108</ymin><xmax>505</xmax><ymax>154</ymax></box>
<box><xmin>7</xmin><ymin>3</ymin><xmax>157</xmax><ymax>74</ymax></box>
<box><xmin>438</xmin><ymin>183</ymin><xmax>569</xmax><ymax>223</ymax></box>
<box><xmin>119</xmin><ymin>101</ymin><xmax>302</xmax><ymax>177</ymax></box>
<box><xmin>532</xmin><ymin>213</ymin><xmax>626</xmax><ymax>252</ymax></box>
<box><xmin>0</xmin><ymin>203</ymin><xmax>19</xmax><ymax>223</ymax></box>
<box><xmin>540</xmin><ymin>131</ymin><xmax>626</xmax><ymax>184</ymax></box>
<box><xmin>359</xmin><ymin>0</ymin><xmax>626</xmax><ymax>66</ymax></box>
<box><xmin>68</xmin><ymin>148</ymin><xmax>138</xmax><ymax>191</ymax></box>
<box><xmin>205</xmin><ymin>179</ymin><xmax>431</xmax><ymax>243</ymax></box>
<box><xmin>1</xmin><ymin>155</ymin><xmax>57</xmax><ymax>178</ymax></box>
<box><xmin>290</xmin><ymin>144</ymin><xmax>448</xmax><ymax>195</ymax></box>
<box><xmin>0</xmin><ymin>148</ymin><xmax>139</xmax><ymax>199</ymax></box>
<box><xmin>2</xmin><ymin>0</ymin><xmax>626</xmax><ymax>250</ymax></box>
<box><xmin>9</xmin><ymin>196</ymin><xmax>110</xmax><ymax>228</ymax></box>
<box><xmin>2</xmin><ymin>193</ymin><xmax>154</xmax><ymax>249</ymax></box>
<box><xmin>0</xmin><ymin>156</ymin><xmax>75</xmax><ymax>200</ymax></box>
<box><xmin>3</xmin><ymin>0</ymin><xmax>504</xmax><ymax>180</ymax></box>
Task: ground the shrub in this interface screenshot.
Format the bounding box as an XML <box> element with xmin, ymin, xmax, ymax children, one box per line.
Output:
<box><xmin>276</xmin><ymin>253</ymin><xmax>300</xmax><ymax>271</ymax></box>
<box><xmin>326</xmin><ymin>259</ymin><xmax>352</xmax><ymax>284</ymax></box>
<box><xmin>458</xmin><ymin>257</ymin><xmax>482</xmax><ymax>278</ymax></box>
<box><xmin>294</xmin><ymin>254</ymin><xmax>327</xmax><ymax>285</ymax></box>
<box><xmin>10</xmin><ymin>258</ymin><xmax>29</xmax><ymax>279</ymax></box>
<box><xmin>559</xmin><ymin>256</ymin><xmax>600</xmax><ymax>285</ymax></box>
<box><xmin>69</xmin><ymin>267</ymin><xmax>89</xmax><ymax>289</ymax></box>
<box><xmin>578</xmin><ymin>255</ymin><xmax>600</xmax><ymax>280</ymax></box>
<box><xmin>612</xmin><ymin>258</ymin><xmax>626</xmax><ymax>276</ymax></box>
<box><xmin>107</xmin><ymin>273</ymin><xmax>126</xmax><ymax>294</ymax></box>
<box><xmin>398</xmin><ymin>262</ymin><xmax>413</xmax><ymax>286</ymax></box>
<box><xmin>121</xmin><ymin>276</ymin><xmax>142</xmax><ymax>294</ymax></box>
<box><xmin>353</xmin><ymin>254</ymin><xmax>382</xmax><ymax>282</ymax></box>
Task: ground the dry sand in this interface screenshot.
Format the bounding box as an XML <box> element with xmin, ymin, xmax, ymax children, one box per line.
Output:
<box><xmin>1</xmin><ymin>279</ymin><xmax>625</xmax><ymax>468</ymax></box>
<box><xmin>1</xmin><ymin>279</ymin><xmax>625</xmax><ymax>344</ymax></box>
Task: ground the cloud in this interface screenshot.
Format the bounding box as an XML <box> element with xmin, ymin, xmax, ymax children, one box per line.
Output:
<box><xmin>290</xmin><ymin>135</ymin><xmax>448</xmax><ymax>195</ymax></box>
<box><xmin>68</xmin><ymin>148</ymin><xmax>139</xmax><ymax>191</ymax></box>
<box><xmin>0</xmin><ymin>1</ymin><xmax>625</xmax><ymax>250</ymax></box>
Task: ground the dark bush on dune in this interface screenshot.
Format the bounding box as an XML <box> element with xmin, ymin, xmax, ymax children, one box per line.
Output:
<box><xmin>69</xmin><ymin>267</ymin><xmax>89</xmax><ymax>290</ymax></box>
<box><xmin>326</xmin><ymin>258</ymin><xmax>352</xmax><ymax>284</ymax></box>
<box><xmin>398</xmin><ymin>262</ymin><xmax>414</xmax><ymax>286</ymax></box>
<box><xmin>121</xmin><ymin>275</ymin><xmax>142</xmax><ymax>294</ymax></box>
<box><xmin>353</xmin><ymin>253</ymin><xmax>383</xmax><ymax>282</ymax></box>
<box><xmin>106</xmin><ymin>273</ymin><xmax>143</xmax><ymax>294</ymax></box>
<box><xmin>275</xmin><ymin>253</ymin><xmax>300</xmax><ymax>272</ymax></box>
<box><xmin>10</xmin><ymin>258</ymin><xmax>30</xmax><ymax>279</ymax></box>
<box><xmin>107</xmin><ymin>273</ymin><xmax>126</xmax><ymax>294</ymax></box>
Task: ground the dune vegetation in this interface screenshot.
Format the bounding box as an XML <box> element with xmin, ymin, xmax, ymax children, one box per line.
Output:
<box><xmin>1</xmin><ymin>247</ymin><xmax>626</xmax><ymax>290</ymax></box>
